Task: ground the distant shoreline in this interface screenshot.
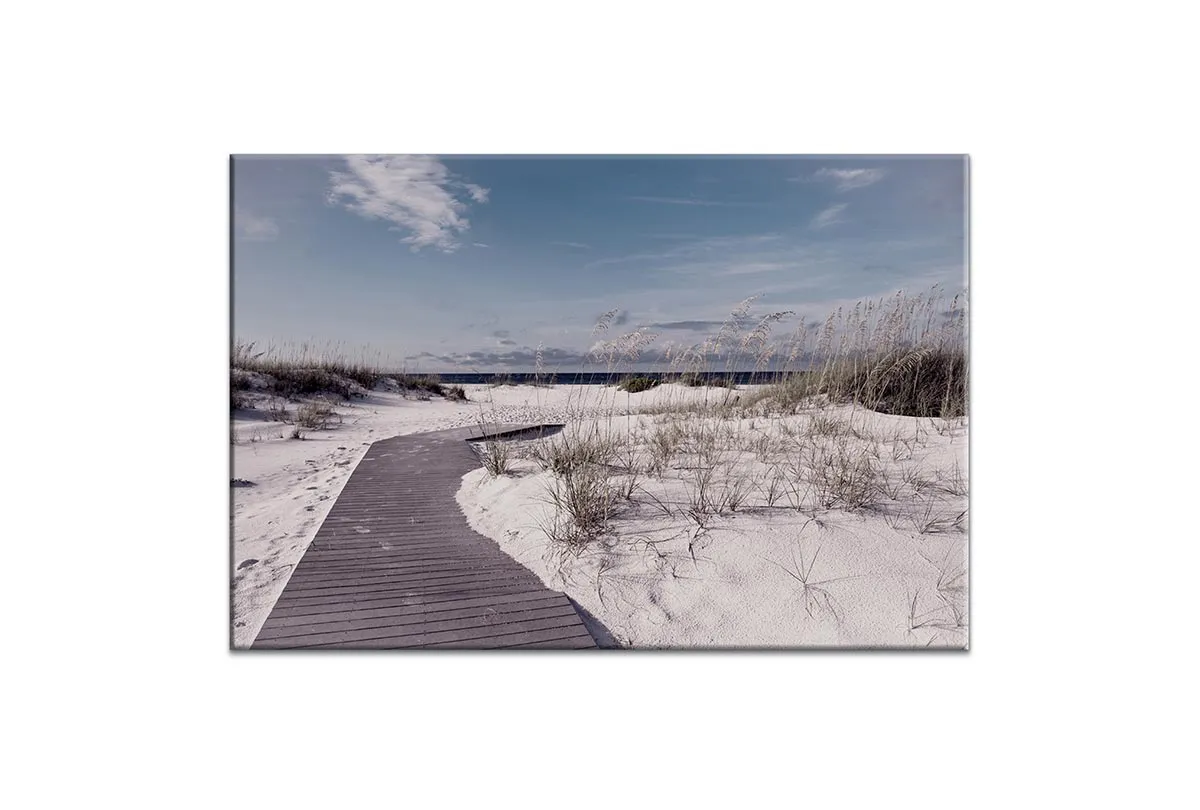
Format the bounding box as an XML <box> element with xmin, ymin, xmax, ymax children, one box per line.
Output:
<box><xmin>403</xmin><ymin>370</ymin><xmax>810</xmax><ymax>386</ymax></box>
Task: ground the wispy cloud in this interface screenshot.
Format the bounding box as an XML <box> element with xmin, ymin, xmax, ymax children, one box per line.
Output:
<box><xmin>718</xmin><ymin>262</ymin><xmax>789</xmax><ymax>276</ymax></box>
<box><xmin>584</xmin><ymin>233</ymin><xmax>782</xmax><ymax>272</ymax></box>
<box><xmin>802</xmin><ymin>168</ymin><xmax>886</xmax><ymax>192</ymax></box>
<box><xmin>550</xmin><ymin>241</ymin><xmax>590</xmax><ymax>249</ymax></box>
<box><xmin>326</xmin><ymin>155</ymin><xmax>489</xmax><ymax>252</ymax></box>
<box><xmin>234</xmin><ymin>206</ymin><xmax>279</xmax><ymax>241</ymax></box>
<box><xmin>627</xmin><ymin>195</ymin><xmax>752</xmax><ymax>207</ymax></box>
<box><xmin>810</xmin><ymin>203</ymin><xmax>849</xmax><ymax>230</ymax></box>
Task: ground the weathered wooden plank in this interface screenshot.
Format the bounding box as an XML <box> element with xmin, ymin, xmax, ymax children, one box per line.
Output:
<box><xmin>265</xmin><ymin>580</ymin><xmax>547</xmax><ymax>616</ymax></box>
<box><xmin>271</xmin><ymin>569</ymin><xmax>543</xmax><ymax>599</ymax></box>
<box><xmin>259</xmin><ymin>604</ymin><xmax>579</xmax><ymax>646</ymax></box>
<box><xmin>258</xmin><ymin>592</ymin><xmax>567</xmax><ymax>633</ymax></box>
<box><xmin>293</xmin><ymin>612</ymin><xmax>589</xmax><ymax>649</ymax></box>
<box><xmin>502</xmin><ymin>634</ymin><xmax>600</xmax><ymax>650</ymax></box>
<box><xmin>421</xmin><ymin>624</ymin><xmax>599</xmax><ymax>650</ymax></box>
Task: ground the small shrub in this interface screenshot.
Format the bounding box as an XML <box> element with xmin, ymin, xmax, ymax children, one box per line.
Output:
<box><xmin>266</xmin><ymin>398</ymin><xmax>291</xmax><ymax>422</ymax></box>
<box><xmin>444</xmin><ymin>384</ymin><xmax>468</xmax><ymax>401</ymax></box>
<box><xmin>617</xmin><ymin>376</ymin><xmax>660</xmax><ymax>393</ymax></box>
<box><xmin>676</xmin><ymin>371</ymin><xmax>734</xmax><ymax>389</ymax></box>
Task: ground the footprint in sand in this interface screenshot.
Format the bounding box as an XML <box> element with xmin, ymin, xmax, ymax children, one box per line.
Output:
<box><xmin>237</xmin><ymin>559</ymin><xmax>259</xmax><ymax>570</ymax></box>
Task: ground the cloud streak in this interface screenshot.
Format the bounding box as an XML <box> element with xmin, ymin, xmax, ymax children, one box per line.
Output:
<box><xmin>808</xmin><ymin>168</ymin><xmax>886</xmax><ymax>192</ymax></box>
<box><xmin>626</xmin><ymin>195</ymin><xmax>755</xmax><ymax>207</ymax></box>
<box><xmin>326</xmin><ymin>155</ymin><xmax>489</xmax><ymax>252</ymax></box>
<box><xmin>810</xmin><ymin>203</ymin><xmax>849</xmax><ymax>230</ymax></box>
<box><xmin>234</xmin><ymin>206</ymin><xmax>279</xmax><ymax>241</ymax></box>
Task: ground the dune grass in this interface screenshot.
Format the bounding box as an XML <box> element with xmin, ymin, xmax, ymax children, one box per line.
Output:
<box><xmin>230</xmin><ymin>340</ymin><xmax>467</xmax><ymax>404</ymax></box>
<box><xmin>471</xmin><ymin>285</ymin><xmax>968</xmax><ymax>576</ymax></box>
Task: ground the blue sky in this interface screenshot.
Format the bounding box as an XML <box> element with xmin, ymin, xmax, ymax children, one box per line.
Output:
<box><xmin>233</xmin><ymin>155</ymin><xmax>967</xmax><ymax>371</ymax></box>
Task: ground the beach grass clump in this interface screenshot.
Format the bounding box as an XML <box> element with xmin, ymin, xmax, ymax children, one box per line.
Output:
<box><xmin>745</xmin><ymin>287</ymin><xmax>967</xmax><ymax>418</ymax></box>
<box><xmin>272</xmin><ymin>368</ymin><xmax>357</xmax><ymax>399</ymax></box>
<box><xmin>646</xmin><ymin>422</ymin><xmax>685</xmax><ymax>474</ymax></box>
<box><xmin>797</xmin><ymin>438</ymin><xmax>881</xmax><ymax>511</ymax></box>
<box><xmin>531</xmin><ymin>428</ymin><xmax>628</xmax><ymax>550</ymax></box>
<box><xmin>232</xmin><ymin>340</ymin><xmax>383</xmax><ymax>397</ymax></box>
<box><xmin>480</xmin><ymin>439</ymin><xmax>512</xmax><ymax>476</ymax></box>
<box><xmin>295</xmin><ymin>402</ymin><xmax>342</xmax><ymax>430</ymax></box>
<box><xmin>397</xmin><ymin>375</ymin><xmax>445</xmax><ymax>397</ymax></box>
<box><xmin>538</xmin><ymin>461</ymin><xmax>620</xmax><ymax>551</ymax></box>
<box><xmin>529</xmin><ymin>429</ymin><xmax>620</xmax><ymax>476</ymax></box>
<box><xmin>617</xmin><ymin>376</ymin><xmax>660</xmax><ymax>393</ymax></box>
<box><xmin>443</xmin><ymin>384</ymin><xmax>468</xmax><ymax>401</ymax></box>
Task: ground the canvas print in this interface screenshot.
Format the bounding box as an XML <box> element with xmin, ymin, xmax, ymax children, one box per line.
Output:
<box><xmin>231</xmin><ymin>155</ymin><xmax>969</xmax><ymax>649</ymax></box>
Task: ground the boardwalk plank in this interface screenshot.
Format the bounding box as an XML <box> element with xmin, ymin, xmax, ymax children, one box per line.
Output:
<box><xmin>258</xmin><ymin>592</ymin><xmax>567</xmax><ymax>634</ymax></box>
<box><xmin>294</xmin><ymin>612</ymin><xmax>588</xmax><ymax>649</ymax></box>
<box><xmin>263</xmin><ymin>586</ymin><xmax>558</xmax><ymax>620</ymax></box>
<box><xmin>266</xmin><ymin>580</ymin><xmax>548</xmax><ymax>615</ymax></box>
<box><xmin>259</xmin><ymin>604</ymin><xmax>579</xmax><ymax>646</ymax></box>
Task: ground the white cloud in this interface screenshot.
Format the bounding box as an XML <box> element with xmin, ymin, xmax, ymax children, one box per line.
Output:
<box><xmin>810</xmin><ymin>203</ymin><xmax>849</xmax><ymax>229</ymax></box>
<box><xmin>811</xmin><ymin>168</ymin><xmax>886</xmax><ymax>192</ymax></box>
<box><xmin>550</xmin><ymin>241</ymin><xmax>590</xmax><ymax>249</ymax></box>
<box><xmin>233</xmin><ymin>206</ymin><xmax>279</xmax><ymax>241</ymax></box>
<box><xmin>326</xmin><ymin>155</ymin><xmax>489</xmax><ymax>252</ymax></box>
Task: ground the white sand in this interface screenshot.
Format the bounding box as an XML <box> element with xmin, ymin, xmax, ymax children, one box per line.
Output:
<box><xmin>233</xmin><ymin>383</ymin><xmax>968</xmax><ymax>649</ymax></box>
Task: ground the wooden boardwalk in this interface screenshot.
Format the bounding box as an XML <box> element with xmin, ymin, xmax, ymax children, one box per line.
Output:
<box><xmin>252</xmin><ymin>424</ymin><xmax>597</xmax><ymax>649</ymax></box>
